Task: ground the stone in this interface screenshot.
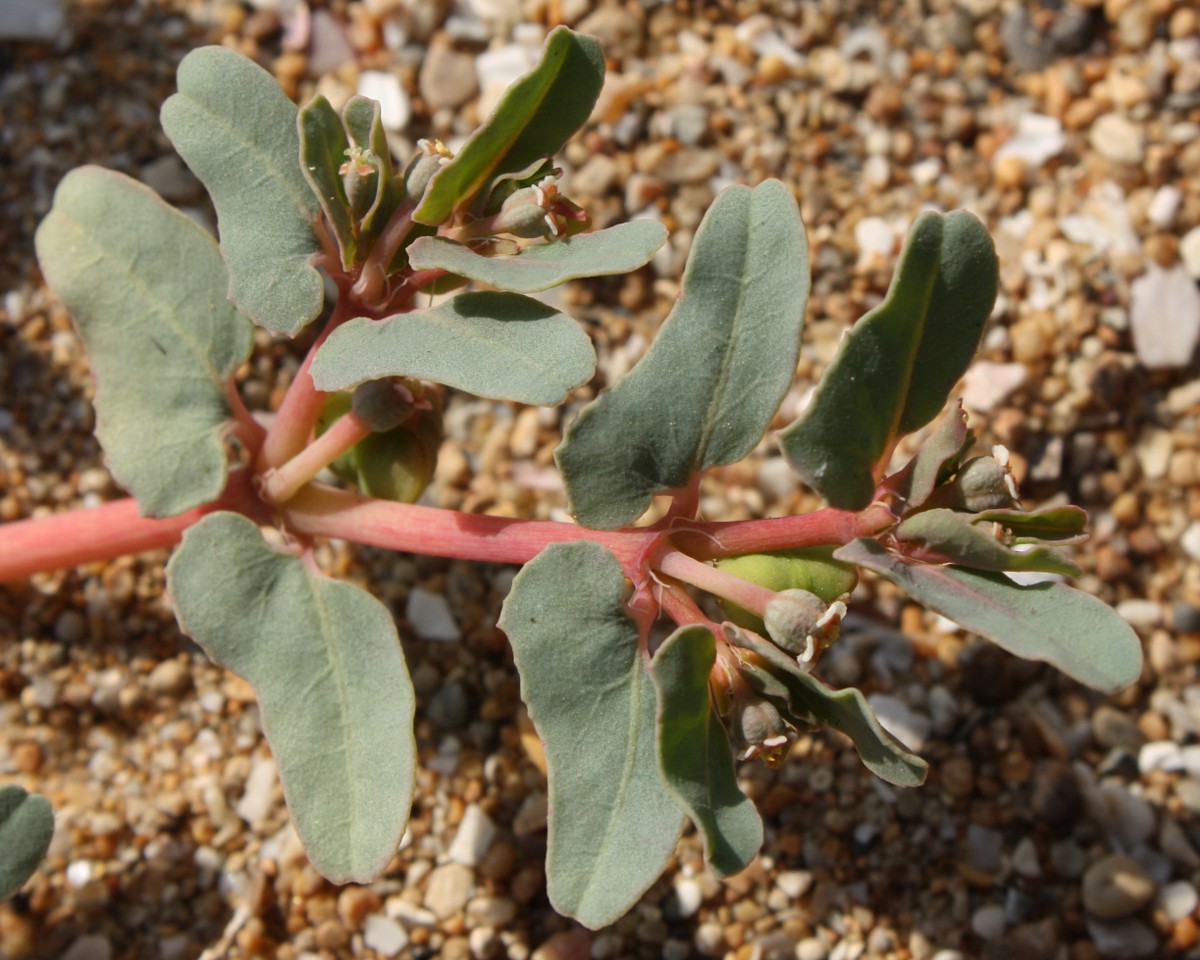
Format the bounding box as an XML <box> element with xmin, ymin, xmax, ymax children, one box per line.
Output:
<box><xmin>1138</xmin><ymin>740</ymin><xmax>1184</xmax><ymax>774</ymax></box>
<box><xmin>446</xmin><ymin>804</ymin><xmax>496</xmax><ymax>867</ymax></box>
<box><xmin>406</xmin><ymin>588</ymin><xmax>460</xmax><ymax>641</ymax></box>
<box><xmin>971</xmin><ymin>904</ymin><xmax>1006</xmax><ymax>941</ymax></box>
<box><xmin>1089</xmin><ymin>113</ymin><xmax>1145</xmax><ymax>165</ymax></box>
<box><xmin>1085</xmin><ymin>917</ymin><xmax>1159</xmax><ymax>960</ymax></box>
<box><xmin>1146</xmin><ymin>185</ymin><xmax>1182</xmax><ymax>228</ymax></box>
<box><xmin>235</xmin><ymin>754</ymin><xmax>277</xmax><ymax>826</ymax></box>
<box><xmin>993</xmin><ymin>113</ymin><xmax>1065</xmax><ymax>168</ymax></box>
<box><xmin>147</xmin><ymin>658</ymin><xmax>192</xmax><ymax>696</ymax></box>
<box><xmin>0</xmin><ymin>0</ymin><xmax>63</xmax><ymax>40</ymax></box>
<box><xmin>424</xmin><ymin>862</ymin><xmax>473</xmax><ymax>919</ymax></box>
<box><xmin>1181</xmin><ymin>226</ymin><xmax>1200</xmax><ymax>279</ymax></box>
<box><xmin>1129</xmin><ymin>265</ymin><xmax>1200</xmax><ymax>368</ymax></box>
<box><xmin>668</xmin><ymin>876</ymin><xmax>703</xmax><ymax>918</ymax></box>
<box><xmin>866</xmin><ymin>694</ymin><xmax>930</xmax><ymax>750</ymax></box>
<box><xmin>1092</xmin><ymin>705</ymin><xmax>1145</xmax><ymax>752</ymax></box>
<box><xmin>60</xmin><ymin>937</ymin><xmax>112</xmax><ymax>960</ymax></box>
<box><xmin>1082</xmin><ymin>854</ymin><xmax>1156</xmax><ymax>919</ymax></box>
<box><xmin>357</xmin><ymin>71</ymin><xmax>411</xmax><ymax>132</ymax></box>
<box><xmin>363</xmin><ymin>914</ymin><xmax>408</xmax><ymax>957</ymax></box>
<box><xmin>962</xmin><ymin>360</ymin><xmax>1028</xmax><ymax>413</ymax></box>
<box><xmin>1159</xmin><ymin>880</ymin><xmax>1198</xmax><ymax>922</ymax></box>
<box><xmin>419</xmin><ymin>41</ymin><xmax>479</xmax><ymax>111</ymax></box>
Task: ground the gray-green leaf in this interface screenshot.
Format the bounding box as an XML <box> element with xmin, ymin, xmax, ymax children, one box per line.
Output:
<box><xmin>0</xmin><ymin>786</ymin><xmax>53</xmax><ymax>900</ymax></box>
<box><xmin>414</xmin><ymin>27</ymin><xmax>605</xmax><ymax>225</ymax></box>
<box><xmin>161</xmin><ymin>46</ymin><xmax>324</xmax><ymax>336</ymax></box>
<box><xmin>406</xmin><ymin>221</ymin><xmax>668</xmax><ymax>293</ymax></box>
<box><xmin>499</xmin><ymin>542</ymin><xmax>683</xmax><ymax>929</ymax></box>
<box><xmin>167</xmin><ymin>512</ymin><xmax>416</xmax><ymax>884</ymax></box>
<box><xmin>299</xmin><ymin>95</ymin><xmax>355</xmax><ymax>269</ymax></box>
<box><xmin>35</xmin><ymin>167</ymin><xmax>253</xmax><ymax>517</ymax></box>
<box><xmin>781</xmin><ymin>211</ymin><xmax>997</xmax><ymax>509</ymax></box>
<box><xmin>310</xmin><ymin>292</ymin><xmax>595</xmax><ymax>406</ymax></box>
<box><xmin>896</xmin><ymin>508</ymin><xmax>1082</xmax><ymax>576</ymax></box>
<box><xmin>556</xmin><ymin>180</ymin><xmax>809</xmax><ymax>529</ymax></box>
<box><xmin>836</xmin><ymin>537</ymin><xmax>1143</xmax><ymax>693</ymax></box>
<box><xmin>651</xmin><ymin>625</ymin><xmax>762</xmax><ymax>876</ymax></box>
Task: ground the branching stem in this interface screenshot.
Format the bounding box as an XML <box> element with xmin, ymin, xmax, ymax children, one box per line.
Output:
<box><xmin>261</xmin><ymin>410</ymin><xmax>371</xmax><ymax>505</ymax></box>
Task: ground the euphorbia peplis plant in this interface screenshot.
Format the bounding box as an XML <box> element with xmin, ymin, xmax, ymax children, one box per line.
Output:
<box><xmin>2</xmin><ymin>28</ymin><xmax>1141</xmax><ymax>926</ymax></box>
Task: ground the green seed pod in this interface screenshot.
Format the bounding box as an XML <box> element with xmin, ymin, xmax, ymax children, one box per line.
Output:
<box><xmin>763</xmin><ymin>589</ymin><xmax>846</xmax><ymax>661</ymax></box>
<box><xmin>928</xmin><ymin>452</ymin><xmax>1019</xmax><ymax>513</ymax></box>
<box><xmin>715</xmin><ymin>546</ymin><xmax>858</xmax><ymax>634</ymax></box>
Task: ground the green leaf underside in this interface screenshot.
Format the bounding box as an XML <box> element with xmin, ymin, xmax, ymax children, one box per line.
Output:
<box><xmin>414</xmin><ymin>27</ymin><xmax>605</xmax><ymax>225</ymax></box>
<box><xmin>896</xmin><ymin>509</ymin><xmax>1081</xmax><ymax>576</ymax></box>
<box><xmin>310</xmin><ymin>292</ymin><xmax>595</xmax><ymax>406</ymax></box>
<box><xmin>34</xmin><ymin>167</ymin><xmax>253</xmax><ymax>517</ymax></box>
<box><xmin>299</xmin><ymin>95</ymin><xmax>355</xmax><ymax>269</ymax></box>
<box><xmin>781</xmin><ymin>211</ymin><xmax>998</xmax><ymax>510</ymax></box>
<box><xmin>0</xmin><ymin>786</ymin><xmax>54</xmax><ymax>900</ymax></box>
<box><xmin>498</xmin><ymin>542</ymin><xmax>683</xmax><ymax>929</ymax></box>
<box><xmin>161</xmin><ymin>46</ymin><xmax>323</xmax><ymax>336</ymax></box>
<box><xmin>167</xmin><ymin>513</ymin><xmax>416</xmax><ymax>883</ymax></box>
<box><xmin>887</xmin><ymin>403</ymin><xmax>971</xmax><ymax>508</ymax></box>
<box><xmin>557</xmin><ymin>180</ymin><xmax>810</xmax><ymax>529</ymax></box>
<box><xmin>651</xmin><ymin>626</ymin><xmax>763</xmax><ymax>876</ymax></box>
<box><xmin>836</xmin><ymin>538</ymin><xmax>1143</xmax><ymax>693</ymax></box>
<box><xmin>406</xmin><ymin>221</ymin><xmax>668</xmax><ymax>293</ymax></box>
<box><xmin>782</xmin><ymin>671</ymin><xmax>929</xmax><ymax>787</ymax></box>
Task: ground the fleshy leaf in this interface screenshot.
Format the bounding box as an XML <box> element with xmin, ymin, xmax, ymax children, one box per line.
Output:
<box><xmin>781</xmin><ymin>212</ymin><xmax>998</xmax><ymax>509</ymax></box>
<box><xmin>0</xmin><ymin>786</ymin><xmax>53</xmax><ymax>900</ymax></box>
<box><xmin>35</xmin><ymin>167</ymin><xmax>254</xmax><ymax>517</ymax></box>
<box><xmin>884</xmin><ymin>402</ymin><xmax>972</xmax><ymax>509</ymax></box>
<box><xmin>835</xmin><ymin>537</ymin><xmax>1143</xmax><ymax>693</ymax></box>
<box><xmin>556</xmin><ymin>180</ymin><xmax>809</xmax><ymax>529</ymax></box>
<box><xmin>299</xmin><ymin>95</ymin><xmax>355</xmax><ymax>268</ymax></box>
<box><xmin>781</xmin><ymin>671</ymin><xmax>929</xmax><ymax>787</ymax></box>
<box><xmin>498</xmin><ymin>542</ymin><xmax>684</xmax><ymax>929</ymax></box>
<box><xmin>406</xmin><ymin>221</ymin><xmax>668</xmax><ymax>293</ymax></box>
<box><xmin>310</xmin><ymin>292</ymin><xmax>595</xmax><ymax>406</ymax></box>
<box><xmin>896</xmin><ymin>508</ymin><xmax>1082</xmax><ymax>576</ymax></box>
<box><xmin>414</xmin><ymin>27</ymin><xmax>605</xmax><ymax>225</ymax></box>
<box><xmin>167</xmin><ymin>513</ymin><xmax>416</xmax><ymax>884</ymax></box>
<box><xmin>161</xmin><ymin>46</ymin><xmax>324</xmax><ymax>335</ymax></box>
<box><xmin>341</xmin><ymin>96</ymin><xmax>397</xmax><ymax>238</ymax></box>
<box><xmin>651</xmin><ymin>626</ymin><xmax>763</xmax><ymax>877</ymax></box>
<box><xmin>971</xmin><ymin>505</ymin><xmax>1089</xmax><ymax>543</ymax></box>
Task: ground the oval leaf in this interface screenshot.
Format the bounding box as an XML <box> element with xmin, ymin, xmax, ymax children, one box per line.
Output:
<box><xmin>0</xmin><ymin>786</ymin><xmax>53</xmax><ymax>900</ymax></box>
<box><xmin>299</xmin><ymin>95</ymin><xmax>355</xmax><ymax>269</ymax></box>
<box><xmin>310</xmin><ymin>292</ymin><xmax>595</xmax><ymax>406</ymax></box>
<box><xmin>883</xmin><ymin>402</ymin><xmax>972</xmax><ymax>509</ymax></box>
<box><xmin>556</xmin><ymin>180</ymin><xmax>810</xmax><ymax>529</ymax></box>
<box><xmin>651</xmin><ymin>626</ymin><xmax>763</xmax><ymax>877</ymax></box>
<box><xmin>414</xmin><ymin>27</ymin><xmax>605</xmax><ymax>225</ymax></box>
<box><xmin>161</xmin><ymin>46</ymin><xmax>324</xmax><ymax>336</ymax></box>
<box><xmin>407</xmin><ymin>221</ymin><xmax>668</xmax><ymax>293</ymax></box>
<box><xmin>498</xmin><ymin>542</ymin><xmax>684</xmax><ymax>929</ymax></box>
<box><xmin>167</xmin><ymin>512</ymin><xmax>416</xmax><ymax>883</ymax></box>
<box><xmin>835</xmin><ymin>537</ymin><xmax>1143</xmax><ymax>693</ymax></box>
<box><xmin>781</xmin><ymin>211</ymin><xmax>998</xmax><ymax>509</ymax></box>
<box><xmin>35</xmin><ymin>167</ymin><xmax>254</xmax><ymax>517</ymax></box>
<box><xmin>971</xmin><ymin>505</ymin><xmax>1089</xmax><ymax>543</ymax></box>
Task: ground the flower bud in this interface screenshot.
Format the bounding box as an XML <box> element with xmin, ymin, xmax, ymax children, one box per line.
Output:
<box><xmin>732</xmin><ymin>697</ymin><xmax>791</xmax><ymax>765</ymax></box>
<box><xmin>764</xmin><ymin>590</ymin><xmax>846</xmax><ymax>663</ymax></box>
<box><xmin>930</xmin><ymin>449</ymin><xmax>1019</xmax><ymax>512</ymax></box>
<box><xmin>402</xmin><ymin>139</ymin><xmax>452</xmax><ymax>207</ymax></box>
<box><xmin>351</xmin><ymin>379</ymin><xmax>419</xmax><ymax>433</ymax></box>
<box><xmin>340</xmin><ymin>145</ymin><xmax>381</xmax><ymax>222</ymax></box>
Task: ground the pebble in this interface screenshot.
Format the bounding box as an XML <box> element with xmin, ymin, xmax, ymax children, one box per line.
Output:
<box><xmin>1089</xmin><ymin>113</ymin><xmax>1145</xmax><ymax>165</ymax></box>
<box><xmin>993</xmin><ymin>113</ymin><xmax>1065</xmax><ymax>168</ymax></box>
<box><xmin>235</xmin><ymin>754</ymin><xmax>277</xmax><ymax>825</ymax></box>
<box><xmin>446</xmin><ymin>804</ymin><xmax>496</xmax><ymax>867</ymax></box>
<box><xmin>406</xmin><ymin>588</ymin><xmax>461</xmax><ymax>641</ymax></box>
<box><xmin>1082</xmin><ymin>854</ymin><xmax>1157</xmax><ymax>919</ymax></box>
<box><xmin>1092</xmin><ymin>705</ymin><xmax>1145</xmax><ymax>753</ymax></box>
<box><xmin>1115</xmin><ymin>599</ymin><xmax>1161</xmax><ymax>629</ymax></box>
<box><xmin>1181</xmin><ymin>522</ymin><xmax>1200</xmax><ymax>562</ymax></box>
<box><xmin>419</xmin><ymin>41</ymin><xmax>479</xmax><ymax>110</ymax></box>
<box><xmin>357</xmin><ymin>71</ymin><xmax>411</xmax><ymax>132</ymax></box>
<box><xmin>774</xmin><ymin>869</ymin><xmax>813</xmax><ymax>899</ymax></box>
<box><xmin>795</xmin><ymin>938</ymin><xmax>829</xmax><ymax>960</ymax></box>
<box><xmin>363</xmin><ymin>914</ymin><xmax>408</xmax><ymax>957</ymax></box>
<box><xmin>669</xmin><ymin>876</ymin><xmax>703</xmax><ymax>918</ymax></box>
<box><xmin>1158</xmin><ymin>880</ymin><xmax>1198</xmax><ymax>922</ymax></box>
<box><xmin>971</xmin><ymin>904</ymin><xmax>1006</xmax><ymax>941</ymax></box>
<box><xmin>1129</xmin><ymin>264</ymin><xmax>1200</xmax><ymax>369</ymax></box>
<box><xmin>1181</xmin><ymin>225</ymin><xmax>1200</xmax><ymax>279</ymax></box>
<box><xmin>424</xmin><ymin>862</ymin><xmax>473</xmax><ymax>919</ymax></box>
<box><xmin>867</xmin><ymin>694</ymin><xmax>931</xmax><ymax>751</ymax></box>
<box><xmin>1137</xmin><ymin>740</ymin><xmax>1184</xmax><ymax>774</ymax></box>
<box><xmin>1084</xmin><ymin>917</ymin><xmax>1159</xmax><ymax>960</ymax></box>
<box><xmin>0</xmin><ymin>0</ymin><xmax>63</xmax><ymax>39</ymax></box>
<box><xmin>60</xmin><ymin>936</ymin><xmax>112</xmax><ymax>960</ymax></box>
<box><xmin>147</xmin><ymin>658</ymin><xmax>192</xmax><ymax>696</ymax></box>
<box><xmin>961</xmin><ymin>360</ymin><xmax>1027</xmax><ymax>413</ymax></box>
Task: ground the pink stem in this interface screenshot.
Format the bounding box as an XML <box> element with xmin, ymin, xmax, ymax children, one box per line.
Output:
<box><xmin>679</xmin><ymin>503</ymin><xmax>895</xmax><ymax>559</ymax></box>
<box><xmin>262</xmin><ymin>411</ymin><xmax>371</xmax><ymax>505</ymax></box>
<box><xmin>657</xmin><ymin>548</ymin><xmax>776</xmax><ymax>617</ymax></box>
<box><xmin>283</xmin><ymin>484</ymin><xmax>651</xmax><ymax>567</ymax></box>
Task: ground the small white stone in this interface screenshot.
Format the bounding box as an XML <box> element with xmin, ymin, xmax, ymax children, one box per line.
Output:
<box><xmin>1135</xmin><ymin>428</ymin><xmax>1173</xmax><ymax>481</ymax></box>
<box><xmin>970</xmin><ymin>904</ymin><xmax>1006</xmax><ymax>941</ymax></box>
<box><xmin>1147</xmin><ymin>185</ymin><xmax>1182</xmax><ymax>228</ymax></box>
<box><xmin>1089</xmin><ymin>112</ymin><xmax>1145</xmax><ymax>165</ymax></box>
<box><xmin>1117</xmin><ymin>599</ymin><xmax>1163</xmax><ymax>629</ymax></box>
<box><xmin>66</xmin><ymin>860</ymin><xmax>93</xmax><ymax>888</ymax></box>
<box><xmin>1181</xmin><ymin>521</ymin><xmax>1200</xmax><ymax>562</ymax></box>
<box><xmin>357</xmin><ymin>71</ymin><xmax>411</xmax><ymax>133</ymax></box>
<box><xmin>866</xmin><ymin>694</ymin><xmax>931</xmax><ymax>751</ymax></box>
<box><xmin>1138</xmin><ymin>740</ymin><xmax>1185</xmax><ymax>774</ymax></box>
<box><xmin>406</xmin><ymin>588</ymin><xmax>460</xmax><ymax>642</ymax></box>
<box><xmin>854</xmin><ymin>216</ymin><xmax>896</xmax><ymax>259</ymax></box>
<box><xmin>236</xmin><ymin>754</ymin><xmax>277</xmax><ymax>826</ymax></box>
<box><xmin>1158</xmin><ymin>880</ymin><xmax>1198</xmax><ymax>922</ymax></box>
<box><xmin>423</xmin><ymin>862</ymin><xmax>473</xmax><ymax>919</ymax></box>
<box><xmin>670</xmin><ymin>876</ymin><xmax>703</xmax><ymax>918</ymax></box>
<box><xmin>775</xmin><ymin>869</ymin><xmax>814</xmax><ymax>899</ymax></box>
<box><xmin>446</xmin><ymin>804</ymin><xmax>496</xmax><ymax>867</ymax></box>
<box><xmin>364</xmin><ymin>914</ymin><xmax>408</xmax><ymax>957</ymax></box>
<box><xmin>994</xmin><ymin>113</ymin><xmax>1065</xmax><ymax>168</ymax></box>
<box><xmin>962</xmin><ymin>360</ymin><xmax>1028</xmax><ymax>413</ymax></box>
<box><xmin>796</xmin><ymin>937</ymin><xmax>830</xmax><ymax>960</ymax></box>
<box><xmin>1181</xmin><ymin>226</ymin><xmax>1200</xmax><ymax>279</ymax></box>
<box><xmin>1130</xmin><ymin>265</ymin><xmax>1200</xmax><ymax>369</ymax></box>
<box><xmin>60</xmin><ymin>936</ymin><xmax>112</xmax><ymax>960</ymax></box>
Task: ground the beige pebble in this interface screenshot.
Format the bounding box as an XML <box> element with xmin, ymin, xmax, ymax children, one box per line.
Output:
<box><xmin>1082</xmin><ymin>853</ymin><xmax>1156</xmax><ymax>918</ymax></box>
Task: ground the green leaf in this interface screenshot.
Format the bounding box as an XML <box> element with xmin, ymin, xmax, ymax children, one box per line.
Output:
<box><xmin>406</xmin><ymin>221</ymin><xmax>668</xmax><ymax>293</ymax></box>
<box><xmin>498</xmin><ymin>542</ymin><xmax>683</xmax><ymax>929</ymax></box>
<box><xmin>0</xmin><ymin>786</ymin><xmax>53</xmax><ymax>900</ymax></box>
<box><xmin>161</xmin><ymin>46</ymin><xmax>323</xmax><ymax>336</ymax></box>
<box><xmin>971</xmin><ymin>505</ymin><xmax>1089</xmax><ymax>543</ymax></box>
<box><xmin>414</xmin><ymin>27</ymin><xmax>605</xmax><ymax>225</ymax></box>
<box><xmin>651</xmin><ymin>626</ymin><xmax>763</xmax><ymax>877</ymax></box>
<box><xmin>781</xmin><ymin>671</ymin><xmax>929</xmax><ymax>787</ymax></box>
<box><xmin>310</xmin><ymin>292</ymin><xmax>595</xmax><ymax>406</ymax></box>
<box><xmin>556</xmin><ymin>180</ymin><xmax>810</xmax><ymax>529</ymax></box>
<box><xmin>781</xmin><ymin>211</ymin><xmax>998</xmax><ymax>509</ymax></box>
<box><xmin>167</xmin><ymin>512</ymin><xmax>416</xmax><ymax>883</ymax></box>
<box><xmin>896</xmin><ymin>508</ymin><xmax>1082</xmax><ymax>576</ymax></box>
<box><xmin>341</xmin><ymin>96</ymin><xmax>398</xmax><ymax>239</ymax></box>
<box><xmin>299</xmin><ymin>95</ymin><xmax>355</xmax><ymax>269</ymax></box>
<box><xmin>34</xmin><ymin>167</ymin><xmax>254</xmax><ymax>518</ymax></box>
<box><xmin>835</xmin><ymin>537</ymin><xmax>1143</xmax><ymax>693</ymax></box>
<box><xmin>883</xmin><ymin>402</ymin><xmax>972</xmax><ymax>509</ymax></box>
